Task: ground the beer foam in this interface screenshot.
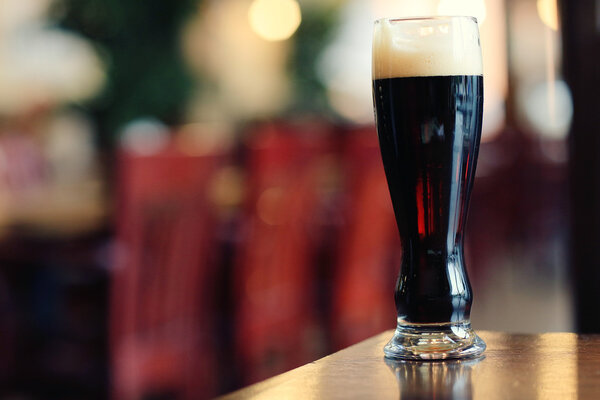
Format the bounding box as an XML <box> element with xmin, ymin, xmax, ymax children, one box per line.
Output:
<box><xmin>373</xmin><ymin>17</ymin><xmax>483</xmax><ymax>79</ymax></box>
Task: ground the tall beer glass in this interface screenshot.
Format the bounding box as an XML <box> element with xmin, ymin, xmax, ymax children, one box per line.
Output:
<box><xmin>372</xmin><ymin>16</ymin><xmax>486</xmax><ymax>359</ymax></box>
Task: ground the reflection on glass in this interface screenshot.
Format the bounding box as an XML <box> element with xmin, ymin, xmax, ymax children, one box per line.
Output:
<box><xmin>385</xmin><ymin>357</ymin><xmax>481</xmax><ymax>400</ymax></box>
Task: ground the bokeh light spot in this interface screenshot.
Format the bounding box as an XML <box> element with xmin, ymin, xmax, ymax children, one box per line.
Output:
<box><xmin>248</xmin><ymin>0</ymin><xmax>301</xmax><ymax>41</ymax></box>
<box><xmin>537</xmin><ymin>0</ymin><xmax>559</xmax><ymax>31</ymax></box>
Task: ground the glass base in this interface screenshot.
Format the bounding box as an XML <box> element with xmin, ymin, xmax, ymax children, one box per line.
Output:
<box><xmin>384</xmin><ymin>321</ymin><xmax>486</xmax><ymax>360</ymax></box>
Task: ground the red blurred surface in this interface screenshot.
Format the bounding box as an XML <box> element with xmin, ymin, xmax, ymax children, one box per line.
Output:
<box><xmin>331</xmin><ymin>127</ymin><xmax>398</xmax><ymax>349</ymax></box>
<box><xmin>107</xmin><ymin>121</ymin><xmax>569</xmax><ymax>398</ymax></box>
<box><xmin>111</xmin><ymin>145</ymin><xmax>225</xmax><ymax>399</ymax></box>
<box><xmin>234</xmin><ymin>122</ymin><xmax>335</xmax><ymax>383</ymax></box>
<box><xmin>109</xmin><ymin>122</ymin><xmax>405</xmax><ymax>396</ymax></box>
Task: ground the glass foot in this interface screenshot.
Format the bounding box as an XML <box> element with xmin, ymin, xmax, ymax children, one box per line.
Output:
<box><xmin>384</xmin><ymin>321</ymin><xmax>486</xmax><ymax>360</ymax></box>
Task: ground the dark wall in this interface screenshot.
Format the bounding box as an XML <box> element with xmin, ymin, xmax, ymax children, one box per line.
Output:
<box><xmin>561</xmin><ymin>0</ymin><xmax>600</xmax><ymax>333</ymax></box>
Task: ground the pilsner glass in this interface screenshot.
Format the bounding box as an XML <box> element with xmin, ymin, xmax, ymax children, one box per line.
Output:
<box><xmin>372</xmin><ymin>16</ymin><xmax>486</xmax><ymax>359</ymax></box>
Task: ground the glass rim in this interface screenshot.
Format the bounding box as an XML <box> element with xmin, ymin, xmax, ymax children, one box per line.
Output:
<box><xmin>375</xmin><ymin>16</ymin><xmax>478</xmax><ymax>24</ymax></box>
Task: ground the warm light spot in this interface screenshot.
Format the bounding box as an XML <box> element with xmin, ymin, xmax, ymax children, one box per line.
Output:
<box><xmin>437</xmin><ymin>0</ymin><xmax>487</xmax><ymax>25</ymax></box>
<box><xmin>248</xmin><ymin>0</ymin><xmax>301</xmax><ymax>41</ymax></box>
<box><xmin>537</xmin><ymin>0</ymin><xmax>559</xmax><ymax>31</ymax></box>
<box><xmin>208</xmin><ymin>167</ymin><xmax>245</xmax><ymax>212</ymax></box>
<box><xmin>175</xmin><ymin>122</ymin><xmax>233</xmax><ymax>156</ymax></box>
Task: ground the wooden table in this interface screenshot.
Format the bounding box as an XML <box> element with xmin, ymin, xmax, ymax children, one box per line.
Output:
<box><xmin>219</xmin><ymin>330</ymin><xmax>600</xmax><ymax>399</ymax></box>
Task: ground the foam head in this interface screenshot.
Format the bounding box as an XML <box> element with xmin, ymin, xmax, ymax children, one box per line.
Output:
<box><xmin>372</xmin><ymin>17</ymin><xmax>483</xmax><ymax>79</ymax></box>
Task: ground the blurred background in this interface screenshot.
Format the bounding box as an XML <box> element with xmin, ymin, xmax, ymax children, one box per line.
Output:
<box><xmin>0</xmin><ymin>0</ymin><xmax>596</xmax><ymax>398</ymax></box>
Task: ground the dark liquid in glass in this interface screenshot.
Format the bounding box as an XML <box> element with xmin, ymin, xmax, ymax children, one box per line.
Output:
<box><xmin>372</xmin><ymin>75</ymin><xmax>483</xmax><ymax>324</ymax></box>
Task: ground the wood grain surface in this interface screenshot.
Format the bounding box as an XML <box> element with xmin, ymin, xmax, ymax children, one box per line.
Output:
<box><xmin>219</xmin><ymin>330</ymin><xmax>600</xmax><ymax>399</ymax></box>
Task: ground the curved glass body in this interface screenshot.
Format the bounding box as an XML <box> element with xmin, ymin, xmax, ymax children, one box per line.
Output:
<box><xmin>372</xmin><ymin>16</ymin><xmax>486</xmax><ymax>359</ymax></box>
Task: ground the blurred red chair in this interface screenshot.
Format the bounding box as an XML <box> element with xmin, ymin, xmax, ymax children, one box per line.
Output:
<box><xmin>111</xmin><ymin>142</ymin><xmax>224</xmax><ymax>400</ymax></box>
<box><xmin>330</xmin><ymin>126</ymin><xmax>399</xmax><ymax>349</ymax></box>
<box><xmin>234</xmin><ymin>122</ymin><xmax>333</xmax><ymax>384</ymax></box>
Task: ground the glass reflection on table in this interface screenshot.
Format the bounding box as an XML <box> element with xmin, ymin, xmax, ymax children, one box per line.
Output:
<box><xmin>385</xmin><ymin>356</ymin><xmax>482</xmax><ymax>400</ymax></box>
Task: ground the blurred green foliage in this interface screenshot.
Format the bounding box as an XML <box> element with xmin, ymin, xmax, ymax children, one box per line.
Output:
<box><xmin>59</xmin><ymin>0</ymin><xmax>341</xmax><ymax>145</ymax></box>
<box><xmin>59</xmin><ymin>0</ymin><xmax>198</xmax><ymax>146</ymax></box>
<box><xmin>287</xmin><ymin>3</ymin><xmax>341</xmax><ymax>117</ymax></box>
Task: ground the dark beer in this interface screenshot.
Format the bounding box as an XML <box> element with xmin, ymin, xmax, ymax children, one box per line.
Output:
<box><xmin>374</xmin><ymin>16</ymin><xmax>485</xmax><ymax>359</ymax></box>
<box><xmin>373</xmin><ymin>75</ymin><xmax>483</xmax><ymax>324</ymax></box>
